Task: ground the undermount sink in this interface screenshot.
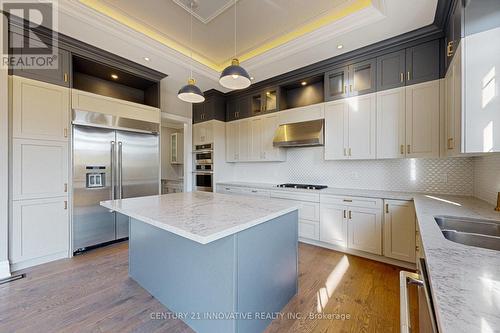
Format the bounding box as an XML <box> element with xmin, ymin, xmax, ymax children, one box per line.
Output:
<box><xmin>435</xmin><ymin>216</ymin><xmax>500</xmax><ymax>251</ymax></box>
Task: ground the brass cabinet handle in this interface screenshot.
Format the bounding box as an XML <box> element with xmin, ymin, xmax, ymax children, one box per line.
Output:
<box><xmin>400</xmin><ymin>72</ymin><xmax>404</xmax><ymax>83</ymax></box>
<box><xmin>447</xmin><ymin>138</ymin><xmax>454</xmax><ymax>150</ymax></box>
<box><xmin>343</xmin><ymin>199</ymin><xmax>352</xmax><ymax>202</ymax></box>
<box><xmin>64</xmin><ymin>128</ymin><xmax>68</xmax><ymax>138</ymax></box>
<box><xmin>348</xmin><ymin>211</ymin><xmax>352</xmax><ymax>219</ymax></box>
<box><xmin>344</xmin><ymin>148</ymin><xmax>347</xmax><ymax>156</ymax></box>
<box><xmin>64</xmin><ymin>73</ymin><xmax>68</xmax><ymax>82</ymax></box>
<box><xmin>407</xmin><ymin>71</ymin><xmax>411</xmax><ymax>81</ymax></box>
<box><xmin>447</xmin><ymin>41</ymin><xmax>454</xmax><ymax>57</ymax></box>
<box><xmin>400</xmin><ymin>144</ymin><xmax>404</xmax><ymax>155</ymax></box>
<box><xmin>64</xmin><ymin>201</ymin><xmax>68</xmax><ymax>210</ymax></box>
<box><xmin>407</xmin><ymin>145</ymin><xmax>411</xmax><ymax>154</ymax></box>
<box><xmin>385</xmin><ymin>203</ymin><xmax>389</xmax><ymax>214</ymax></box>
<box><xmin>64</xmin><ymin>183</ymin><xmax>68</xmax><ymax>193</ymax></box>
<box><xmin>348</xmin><ymin>148</ymin><xmax>352</xmax><ymax>156</ymax></box>
<box><xmin>343</xmin><ymin>210</ymin><xmax>347</xmax><ymax>219</ymax></box>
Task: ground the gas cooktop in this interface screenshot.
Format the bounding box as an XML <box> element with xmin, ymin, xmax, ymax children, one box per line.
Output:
<box><xmin>276</xmin><ymin>183</ymin><xmax>328</xmax><ymax>190</ymax></box>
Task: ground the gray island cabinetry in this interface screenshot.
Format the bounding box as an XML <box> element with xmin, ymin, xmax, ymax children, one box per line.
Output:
<box><xmin>101</xmin><ymin>192</ymin><xmax>299</xmax><ymax>333</ymax></box>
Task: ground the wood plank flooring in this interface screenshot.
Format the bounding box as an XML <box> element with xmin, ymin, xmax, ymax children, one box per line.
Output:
<box><xmin>0</xmin><ymin>242</ymin><xmax>417</xmax><ymax>332</ymax></box>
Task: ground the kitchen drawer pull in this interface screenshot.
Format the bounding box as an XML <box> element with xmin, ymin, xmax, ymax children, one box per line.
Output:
<box><xmin>400</xmin><ymin>271</ymin><xmax>423</xmax><ymax>333</ymax></box>
<box><xmin>251</xmin><ymin>190</ymin><xmax>258</xmax><ymax>193</ymax></box>
<box><xmin>343</xmin><ymin>199</ymin><xmax>352</xmax><ymax>202</ymax></box>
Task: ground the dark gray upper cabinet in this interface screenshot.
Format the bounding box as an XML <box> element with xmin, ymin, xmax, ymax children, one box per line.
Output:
<box><xmin>192</xmin><ymin>91</ymin><xmax>226</xmax><ymax>124</ymax></box>
<box><xmin>349</xmin><ymin>59</ymin><xmax>376</xmax><ymax>96</ymax></box>
<box><xmin>324</xmin><ymin>66</ymin><xmax>349</xmax><ymax>101</ymax></box>
<box><xmin>226</xmin><ymin>95</ymin><xmax>251</xmax><ymax>121</ymax></box>
<box><xmin>405</xmin><ymin>40</ymin><xmax>440</xmax><ymax>86</ymax></box>
<box><xmin>377</xmin><ymin>50</ymin><xmax>406</xmax><ymax>90</ymax></box>
<box><xmin>250</xmin><ymin>88</ymin><xmax>278</xmax><ymax>116</ymax></box>
<box><xmin>325</xmin><ymin>59</ymin><xmax>375</xmax><ymax>101</ymax></box>
<box><xmin>9</xmin><ymin>32</ymin><xmax>70</xmax><ymax>87</ymax></box>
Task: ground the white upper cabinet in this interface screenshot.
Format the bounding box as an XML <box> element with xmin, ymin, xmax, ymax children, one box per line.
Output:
<box><xmin>325</xmin><ymin>93</ymin><xmax>376</xmax><ymax>160</ymax></box>
<box><xmin>405</xmin><ymin>80</ymin><xmax>440</xmax><ymax>158</ymax></box>
<box><xmin>193</xmin><ymin>122</ymin><xmax>213</xmax><ymax>146</ymax></box>
<box><xmin>238</xmin><ymin>119</ymin><xmax>251</xmax><ymax>161</ymax></box>
<box><xmin>226</xmin><ymin>121</ymin><xmax>239</xmax><ymax>162</ymax></box>
<box><xmin>12</xmin><ymin>76</ymin><xmax>70</xmax><ymax>141</ymax></box>
<box><xmin>261</xmin><ymin>114</ymin><xmax>283</xmax><ymax>161</ymax></box>
<box><xmin>445</xmin><ymin>43</ymin><xmax>463</xmax><ymax>156</ymax></box>
<box><xmin>347</xmin><ymin>94</ymin><xmax>376</xmax><ymax>159</ymax></box>
<box><xmin>250</xmin><ymin>117</ymin><xmax>263</xmax><ymax>161</ymax></box>
<box><xmin>376</xmin><ymin>87</ymin><xmax>406</xmax><ymax>159</ymax></box>
<box><xmin>464</xmin><ymin>26</ymin><xmax>500</xmax><ymax>153</ymax></box>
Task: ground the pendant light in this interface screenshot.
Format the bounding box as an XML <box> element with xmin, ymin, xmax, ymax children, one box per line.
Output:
<box><xmin>178</xmin><ymin>1</ymin><xmax>205</xmax><ymax>103</ymax></box>
<box><xmin>219</xmin><ymin>0</ymin><xmax>251</xmax><ymax>90</ymax></box>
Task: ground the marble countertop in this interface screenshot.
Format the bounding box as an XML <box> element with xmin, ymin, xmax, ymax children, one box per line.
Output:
<box><xmin>100</xmin><ymin>192</ymin><xmax>298</xmax><ymax>245</ymax></box>
<box><xmin>412</xmin><ymin>194</ymin><xmax>500</xmax><ymax>333</ymax></box>
<box><xmin>217</xmin><ymin>181</ymin><xmax>500</xmax><ymax>332</ymax></box>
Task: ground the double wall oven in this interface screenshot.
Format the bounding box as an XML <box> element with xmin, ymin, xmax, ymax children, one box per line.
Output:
<box><xmin>193</xmin><ymin>143</ymin><xmax>213</xmax><ymax>192</ymax></box>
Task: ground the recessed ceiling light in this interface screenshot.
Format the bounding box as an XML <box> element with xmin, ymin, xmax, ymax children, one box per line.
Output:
<box><xmin>250</xmin><ymin>76</ymin><xmax>255</xmax><ymax>80</ymax></box>
<box><xmin>301</xmin><ymin>81</ymin><xmax>307</xmax><ymax>86</ymax></box>
<box><xmin>144</xmin><ymin>57</ymin><xmax>150</xmax><ymax>61</ymax></box>
<box><xmin>111</xmin><ymin>74</ymin><xmax>118</xmax><ymax>79</ymax></box>
<box><xmin>337</xmin><ymin>44</ymin><xmax>344</xmax><ymax>49</ymax></box>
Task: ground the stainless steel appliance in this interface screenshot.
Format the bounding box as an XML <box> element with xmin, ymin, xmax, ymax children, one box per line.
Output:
<box><xmin>273</xmin><ymin>119</ymin><xmax>324</xmax><ymax>147</ymax></box>
<box><xmin>277</xmin><ymin>183</ymin><xmax>328</xmax><ymax>190</ymax></box>
<box><xmin>400</xmin><ymin>249</ymin><xmax>438</xmax><ymax>332</ymax></box>
<box><xmin>193</xmin><ymin>143</ymin><xmax>213</xmax><ymax>192</ymax></box>
<box><xmin>72</xmin><ymin>110</ymin><xmax>159</xmax><ymax>253</ymax></box>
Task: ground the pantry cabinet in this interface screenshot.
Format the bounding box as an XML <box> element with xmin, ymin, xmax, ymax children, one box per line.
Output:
<box><xmin>12</xmin><ymin>76</ymin><xmax>70</xmax><ymax>141</ymax></box>
<box><xmin>383</xmin><ymin>200</ymin><xmax>416</xmax><ymax>263</ymax></box>
<box><xmin>324</xmin><ymin>93</ymin><xmax>376</xmax><ymax>160</ymax></box>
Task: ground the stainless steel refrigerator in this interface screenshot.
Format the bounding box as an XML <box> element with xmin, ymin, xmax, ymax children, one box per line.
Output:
<box><xmin>72</xmin><ymin>124</ymin><xmax>159</xmax><ymax>253</ymax></box>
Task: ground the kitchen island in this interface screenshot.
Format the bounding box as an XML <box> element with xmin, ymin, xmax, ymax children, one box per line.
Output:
<box><xmin>101</xmin><ymin>192</ymin><xmax>299</xmax><ymax>333</ymax></box>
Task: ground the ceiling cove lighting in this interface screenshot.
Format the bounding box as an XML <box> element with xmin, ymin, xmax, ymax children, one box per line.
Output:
<box><xmin>178</xmin><ymin>1</ymin><xmax>205</xmax><ymax>103</ymax></box>
<box><xmin>219</xmin><ymin>0</ymin><xmax>251</xmax><ymax>90</ymax></box>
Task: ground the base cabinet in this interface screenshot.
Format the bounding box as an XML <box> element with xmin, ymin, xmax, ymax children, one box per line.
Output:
<box><xmin>10</xmin><ymin>197</ymin><xmax>69</xmax><ymax>265</ymax></box>
<box><xmin>347</xmin><ymin>207</ymin><xmax>382</xmax><ymax>255</ymax></box>
<box><xmin>319</xmin><ymin>203</ymin><xmax>348</xmax><ymax>246</ymax></box>
<box><xmin>383</xmin><ymin>200</ymin><xmax>416</xmax><ymax>263</ymax></box>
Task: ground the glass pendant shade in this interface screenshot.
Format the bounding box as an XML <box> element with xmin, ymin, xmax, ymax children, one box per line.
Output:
<box><xmin>219</xmin><ymin>58</ymin><xmax>251</xmax><ymax>90</ymax></box>
<box><xmin>178</xmin><ymin>78</ymin><xmax>205</xmax><ymax>103</ymax></box>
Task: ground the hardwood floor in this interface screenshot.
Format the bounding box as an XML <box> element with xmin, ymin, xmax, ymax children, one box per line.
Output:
<box><xmin>0</xmin><ymin>242</ymin><xmax>417</xmax><ymax>333</ymax></box>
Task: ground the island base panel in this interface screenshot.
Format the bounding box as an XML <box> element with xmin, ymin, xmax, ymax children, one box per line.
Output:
<box><xmin>128</xmin><ymin>210</ymin><xmax>298</xmax><ymax>333</ymax></box>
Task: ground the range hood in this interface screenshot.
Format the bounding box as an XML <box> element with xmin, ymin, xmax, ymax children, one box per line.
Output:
<box><xmin>273</xmin><ymin>119</ymin><xmax>324</xmax><ymax>147</ymax></box>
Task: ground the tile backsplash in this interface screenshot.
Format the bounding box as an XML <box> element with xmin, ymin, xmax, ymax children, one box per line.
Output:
<box><xmin>473</xmin><ymin>153</ymin><xmax>500</xmax><ymax>205</ymax></box>
<box><xmin>230</xmin><ymin>147</ymin><xmax>474</xmax><ymax>195</ymax></box>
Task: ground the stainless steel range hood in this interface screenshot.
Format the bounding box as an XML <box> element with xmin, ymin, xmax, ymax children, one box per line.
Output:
<box><xmin>273</xmin><ymin>119</ymin><xmax>324</xmax><ymax>147</ymax></box>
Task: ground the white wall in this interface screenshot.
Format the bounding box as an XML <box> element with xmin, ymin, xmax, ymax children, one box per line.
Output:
<box><xmin>160</xmin><ymin>78</ymin><xmax>192</xmax><ymax>119</ymax></box>
<box><xmin>473</xmin><ymin>154</ymin><xmax>500</xmax><ymax>205</ymax></box>
<box><xmin>0</xmin><ymin>12</ymin><xmax>11</xmax><ymax>278</ymax></box>
<box><xmin>225</xmin><ymin>147</ymin><xmax>475</xmax><ymax>195</ymax></box>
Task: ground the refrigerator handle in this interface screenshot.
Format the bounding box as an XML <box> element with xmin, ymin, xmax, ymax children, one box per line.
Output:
<box><xmin>110</xmin><ymin>141</ymin><xmax>115</xmax><ymax>200</ymax></box>
<box><xmin>118</xmin><ymin>141</ymin><xmax>123</xmax><ymax>199</ymax></box>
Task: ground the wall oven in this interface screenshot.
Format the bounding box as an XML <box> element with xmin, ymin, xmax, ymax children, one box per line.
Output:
<box><xmin>194</xmin><ymin>171</ymin><xmax>213</xmax><ymax>192</ymax></box>
<box><xmin>194</xmin><ymin>143</ymin><xmax>213</xmax><ymax>165</ymax></box>
<box><xmin>193</xmin><ymin>143</ymin><xmax>213</xmax><ymax>192</ymax></box>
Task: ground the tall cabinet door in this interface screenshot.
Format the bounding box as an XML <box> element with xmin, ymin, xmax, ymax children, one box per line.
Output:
<box><xmin>12</xmin><ymin>76</ymin><xmax>70</xmax><ymax>141</ymax></box>
<box><xmin>250</xmin><ymin>118</ymin><xmax>263</xmax><ymax>161</ymax></box>
<box><xmin>383</xmin><ymin>200</ymin><xmax>416</xmax><ymax>263</ymax></box>
<box><xmin>347</xmin><ymin>94</ymin><xmax>376</xmax><ymax>159</ymax></box>
<box><xmin>320</xmin><ymin>203</ymin><xmax>347</xmax><ymax>247</ymax></box>
<box><xmin>376</xmin><ymin>88</ymin><xmax>406</xmax><ymax>159</ymax></box>
<box><xmin>405</xmin><ymin>80</ymin><xmax>440</xmax><ymax>158</ymax></box>
<box><xmin>238</xmin><ymin>120</ymin><xmax>251</xmax><ymax>161</ymax></box>
<box><xmin>226</xmin><ymin>122</ymin><xmax>239</xmax><ymax>162</ymax></box>
<box><xmin>261</xmin><ymin>114</ymin><xmax>282</xmax><ymax>161</ymax></box>
<box><xmin>324</xmin><ymin>100</ymin><xmax>348</xmax><ymax>160</ymax></box>
<box><xmin>347</xmin><ymin>207</ymin><xmax>382</xmax><ymax>255</ymax></box>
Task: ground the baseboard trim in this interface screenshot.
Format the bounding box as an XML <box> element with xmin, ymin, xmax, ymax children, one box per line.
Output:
<box><xmin>0</xmin><ymin>260</ymin><xmax>11</xmax><ymax>279</ymax></box>
<box><xmin>10</xmin><ymin>251</ymin><xmax>68</xmax><ymax>272</ymax></box>
<box><xmin>299</xmin><ymin>238</ymin><xmax>416</xmax><ymax>270</ymax></box>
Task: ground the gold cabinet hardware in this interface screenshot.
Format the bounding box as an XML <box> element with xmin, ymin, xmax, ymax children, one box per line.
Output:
<box><xmin>400</xmin><ymin>144</ymin><xmax>404</xmax><ymax>155</ymax></box>
<box><xmin>447</xmin><ymin>138</ymin><xmax>454</xmax><ymax>150</ymax></box>
<box><xmin>343</xmin><ymin>148</ymin><xmax>347</xmax><ymax>156</ymax></box>
<box><xmin>343</xmin><ymin>199</ymin><xmax>352</xmax><ymax>202</ymax></box>
<box><xmin>343</xmin><ymin>210</ymin><xmax>347</xmax><ymax>219</ymax></box>
<box><xmin>447</xmin><ymin>41</ymin><xmax>454</xmax><ymax>57</ymax></box>
<box><xmin>348</xmin><ymin>211</ymin><xmax>352</xmax><ymax>219</ymax></box>
<box><xmin>415</xmin><ymin>245</ymin><xmax>420</xmax><ymax>252</ymax></box>
<box><xmin>64</xmin><ymin>201</ymin><xmax>68</xmax><ymax>210</ymax></box>
<box><xmin>385</xmin><ymin>203</ymin><xmax>389</xmax><ymax>214</ymax></box>
<box><xmin>64</xmin><ymin>183</ymin><xmax>68</xmax><ymax>193</ymax></box>
<box><xmin>348</xmin><ymin>148</ymin><xmax>352</xmax><ymax>156</ymax></box>
<box><xmin>64</xmin><ymin>73</ymin><xmax>68</xmax><ymax>82</ymax></box>
<box><xmin>407</xmin><ymin>144</ymin><xmax>411</xmax><ymax>154</ymax></box>
<box><xmin>400</xmin><ymin>72</ymin><xmax>404</xmax><ymax>83</ymax></box>
<box><xmin>495</xmin><ymin>192</ymin><xmax>500</xmax><ymax>212</ymax></box>
<box><xmin>407</xmin><ymin>71</ymin><xmax>411</xmax><ymax>81</ymax></box>
<box><xmin>64</xmin><ymin>128</ymin><xmax>68</xmax><ymax>138</ymax></box>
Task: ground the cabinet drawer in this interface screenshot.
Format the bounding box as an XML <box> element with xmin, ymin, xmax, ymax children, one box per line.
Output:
<box><xmin>270</xmin><ymin>191</ymin><xmax>320</xmax><ymax>203</ymax></box>
<box><xmin>217</xmin><ymin>185</ymin><xmax>244</xmax><ymax>195</ymax></box>
<box><xmin>11</xmin><ymin>197</ymin><xmax>69</xmax><ymax>263</ymax></box>
<box><xmin>320</xmin><ymin>194</ymin><xmax>382</xmax><ymax>209</ymax></box>
<box><xmin>299</xmin><ymin>220</ymin><xmax>319</xmax><ymax>240</ymax></box>
<box><xmin>241</xmin><ymin>188</ymin><xmax>271</xmax><ymax>197</ymax></box>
